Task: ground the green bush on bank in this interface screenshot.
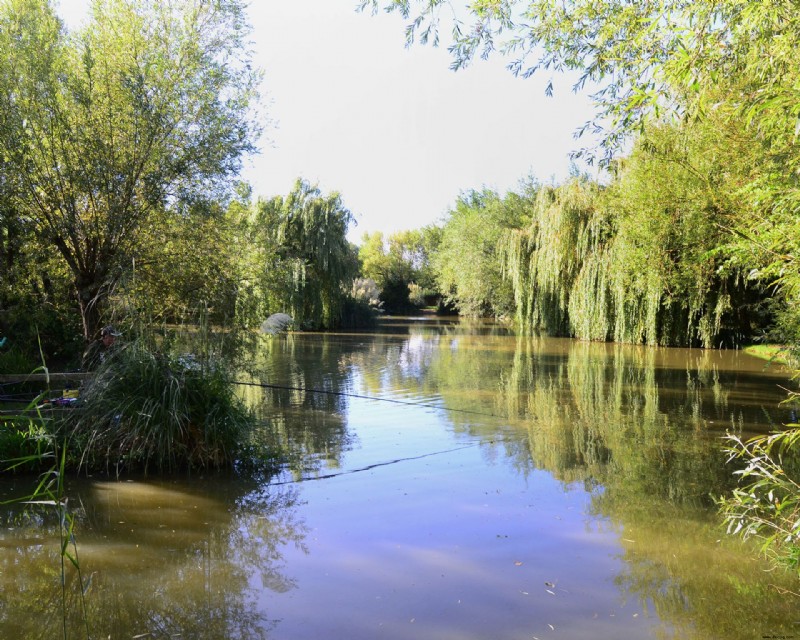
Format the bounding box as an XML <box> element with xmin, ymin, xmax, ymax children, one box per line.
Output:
<box><xmin>0</xmin><ymin>415</ymin><xmax>54</xmax><ymax>473</ymax></box>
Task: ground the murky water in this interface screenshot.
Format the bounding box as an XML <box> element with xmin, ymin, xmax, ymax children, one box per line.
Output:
<box><xmin>2</xmin><ymin>317</ymin><xmax>799</xmax><ymax>639</ymax></box>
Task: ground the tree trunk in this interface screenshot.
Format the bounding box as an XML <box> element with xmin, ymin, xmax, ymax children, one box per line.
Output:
<box><xmin>75</xmin><ymin>274</ymin><xmax>106</xmax><ymax>343</ymax></box>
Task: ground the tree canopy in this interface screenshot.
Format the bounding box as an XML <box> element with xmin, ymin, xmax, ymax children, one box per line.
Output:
<box><xmin>250</xmin><ymin>179</ymin><xmax>358</xmax><ymax>330</ymax></box>
<box><xmin>359</xmin><ymin>1</ymin><xmax>800</xmax><ymax>161</ymax></box>
<box><xmin>359</xmin><ymin>227</ymin><xmax>440</xmax><ymax>312</ymax></box>
<box><xmin>361</xmin><ymin>0</ymin><xmax>800</xmax><ymax>346</ymax></box>
<box><xmin>0</xmin><ymin>0</ymin><xmax>260</xmax><ymax>340</ymax></box>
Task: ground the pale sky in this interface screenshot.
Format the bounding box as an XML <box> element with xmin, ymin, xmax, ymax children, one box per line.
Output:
<box><xmin>56</xmin><ymin>0</ymin><xmax>597</xmax><ymax>242</ymax></box>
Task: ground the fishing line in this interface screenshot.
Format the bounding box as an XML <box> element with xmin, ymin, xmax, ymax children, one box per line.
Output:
<box><xmin>268</xmin><ymin>441</ymin><xmax>490</xmax><ymax>486</ymax></box>
<box><xmin>233</xmin><ymin>379</ymin><xmax>510</xmax><ymax>421</ymax></box>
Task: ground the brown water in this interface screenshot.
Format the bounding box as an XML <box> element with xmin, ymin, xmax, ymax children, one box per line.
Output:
<box><xmin>1</xmin><ymin>317</ymin><xmax>799</xmax><ymax>639</ymax></box>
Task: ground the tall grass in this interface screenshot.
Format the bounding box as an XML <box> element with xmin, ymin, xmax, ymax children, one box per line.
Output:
<box><xmin>3</xmin><ymin>445</ymin><xmax>91</xmax><ymax>640</ymax></box>
<box><xmin>1</xmin><ymin>322</ymin><xmax>265</xmax><ymax>637</ymax></box>
<box><xmin>2</xmin><ymin>379</ymin><xmax>90</xmax><ymax>638</ymax></box>
<box><xmin>64</xmin><ymin>333</ymin><xmax>255</xmax><ymax>474</ymax></box>
<box><xmin>1</xmin><ymin>339</ymin><xmax>61</xmax><ymax>470</ymax></box>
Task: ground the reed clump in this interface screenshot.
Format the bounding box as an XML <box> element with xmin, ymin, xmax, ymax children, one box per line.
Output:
<box><xmin>63</xmin><ymin>337</ymin><xmax>254</xmax><ymax>474</ymax></box>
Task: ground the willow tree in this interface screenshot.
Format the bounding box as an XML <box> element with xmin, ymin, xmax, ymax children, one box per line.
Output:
<box><xmin>499</xmin><ymin>180</ymin><xmax>599</xmax><ymax>335</ymax></box>
<box><xmin>501</xmin><ymin>149</ymin><xmax>765</xmax><ymax>347</ymax></box>
<box><xmin>0</xmin><ymin>0</ymin><xmax>259</xmax><ymax>341</ymax></box>
<box><xmin>253</xmin><ymin>179</ymin><xmax>358</xmax><ymax>330</ymax></box>
<box><xmin>361</xmin><ymin>0</ymin><xmax>800</xmax><ymax>343</ymax></box>
<box><xmin>600</xmin><ymin>113</ymin><xmax>770</xmax><ymax>348</ymax></box>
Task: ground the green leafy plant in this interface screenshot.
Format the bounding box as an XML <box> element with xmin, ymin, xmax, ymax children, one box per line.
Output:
<box><xmin>1</xmin><ymin>344</ymin><xmax>63</xmax><ymax>469</ymax></box>
<box><xmin>2</xmin><ymin>382</ymin><xmax>90</xmax><ymax>638</ymax></box>
<box><xmin>718</xmin><ymin>426</ymin><xmax>800</xmax><ymax>573</ymax></box>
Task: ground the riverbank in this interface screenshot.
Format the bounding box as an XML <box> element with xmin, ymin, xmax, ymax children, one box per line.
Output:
<box><xmin>743</xmin><ymin>344</ymin><xmax>793</xmax><ymax>367</ymax></box>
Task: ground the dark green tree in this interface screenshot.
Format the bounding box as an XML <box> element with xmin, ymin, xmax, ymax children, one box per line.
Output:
<box><xmin>435</xmin><ymin>188</ymin><xmax>527</xmax><ymax>317</ymax></box>
<box><xmin>358</xmin><ymin>227</ymin><xmax>441</xmax><ymax>313</ymax></box>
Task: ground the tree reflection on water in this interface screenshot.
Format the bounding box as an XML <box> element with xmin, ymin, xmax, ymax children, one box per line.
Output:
<box><xmin>0</xmin><ymin>477</ymin><xmax>307</xmax><ymax>639</ymax></box>
<box><xmin>415</xmin><ymin>327</ymin><xmax>800</xmax><ymax>638</ymax></box>
<box><xmin>266</xmin><ymin>319</ymin><xmax>798</xmax><ymax>638</ymax></box>
<box><xmin>3</xmin><ymin>319</ymin><xmax>796</xmax><ymax>639</ymax></box>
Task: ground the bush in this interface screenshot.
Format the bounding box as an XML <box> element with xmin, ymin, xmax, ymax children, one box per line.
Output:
<box><xmin>0</xmin><ymin>345</ymin><xmax>38</xmax><ymax>375</ymax></box>
<box><xmin>0</xmin><ymin>415</ymin><xmax>55</xmax><ymax>472</ymax></box>
<box><xmin>0</xmin><ymin>302</ymin><xmax>84</xmax><ymax>368</ymax></box>
<box><xmin>379</xmin><ymin>276</ymin><xmax>415</xmax><ymax>314</ymax></box>
<box><xmin>338</xmin><ymin>297</ymin><xmax>378</xmax><ymax>329</ymax></box>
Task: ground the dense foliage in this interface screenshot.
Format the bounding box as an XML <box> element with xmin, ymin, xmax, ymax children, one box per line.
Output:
<box><xmin>0</xmin><ymin>0</ymin><xmax>260</xmax><ymax>341</ymax></box>
<box><xmin>435</xmin><ymin>189</ymin><xmax>523</xmax><ymax>317</ymax></box>
<box><xmin>359</xmin><ymin>0</ymin><xmax>800</xmax><ymax>347</ymax></box>
<box><xmin>243</xmin><ymin>179</ymin><xmax>360</xmax><ymax>330</ymax></box>
<box><xmin>358</xmin><ymin>227</ymin><xmax>441</xmax><ymax>312</ymax></box>
<box><xmin>2</xmin><ymin>0</ymin><xmax>796</xmax><ymax>355</ymax></box>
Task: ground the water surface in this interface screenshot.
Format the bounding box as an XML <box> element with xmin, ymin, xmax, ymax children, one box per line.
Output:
<box><xmin>1</xmin><ymin>317</ymin><xmax>798</xmax><ymax>639</ymax></box>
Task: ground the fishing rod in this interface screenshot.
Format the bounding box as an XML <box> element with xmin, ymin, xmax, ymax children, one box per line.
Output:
<box><xmin>232</xmin><ymin>379</ymin><xmax>511</xmax><ymax>421</ymax></box>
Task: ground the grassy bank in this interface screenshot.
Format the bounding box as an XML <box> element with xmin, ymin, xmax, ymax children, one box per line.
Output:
<box><xmin>743</xmin><ymin>344</ymin><xmax>793</xmax><ymax>367</ymax></box>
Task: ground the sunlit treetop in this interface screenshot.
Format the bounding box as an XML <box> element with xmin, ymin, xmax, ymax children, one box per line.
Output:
<box><xmin>0</xmin><ymin>0</ymin><xmax>261</xmax><ymax>339</ymax></box>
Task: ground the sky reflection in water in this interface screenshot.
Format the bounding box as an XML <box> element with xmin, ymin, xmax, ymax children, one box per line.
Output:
<box><xmin>1</xmin><ymin>317</ymin><xmax>799</xmax><ymax>639</ymax></box>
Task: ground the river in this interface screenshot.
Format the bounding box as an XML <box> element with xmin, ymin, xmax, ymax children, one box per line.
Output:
<box><xmin>1</xmin><ymin>317</ymin><xmax>798</xmax><ymax>639</ymax></box>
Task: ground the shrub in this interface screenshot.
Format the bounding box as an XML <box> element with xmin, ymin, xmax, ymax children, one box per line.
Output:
<box><xmin>0</xmin><ymin>415</ymin><xmax>54</xmax><ymax>472</ymax></box>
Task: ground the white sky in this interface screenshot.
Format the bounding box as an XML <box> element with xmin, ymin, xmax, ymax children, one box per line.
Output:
<box><xmin>56</xmin><ymin>0</ymin><xmax>597</xmax><ymax>242</ymax></box>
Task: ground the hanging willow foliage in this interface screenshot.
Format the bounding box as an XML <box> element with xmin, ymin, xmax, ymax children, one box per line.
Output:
<box><xmin>254</xmin><ymin>179</ymin><xmax>358</xmax><ymax>329</ymax></box>
<box><xmin>500</xmin><ymin>179</ymin><xmax>607</xmax><ymax>337</ymax></box>
<box><xmin>498</xmin><ymin>148</ymin><xmax>758</xmax><ymax>348</ymax></box>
